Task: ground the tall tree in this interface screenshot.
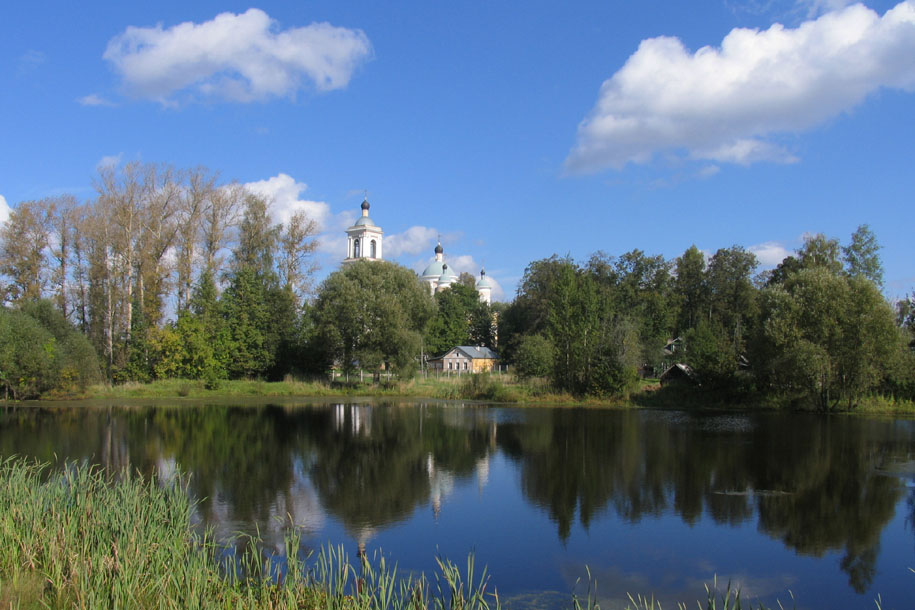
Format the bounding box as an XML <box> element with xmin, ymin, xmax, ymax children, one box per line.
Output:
<box><xmin>277</xmin><ymin>209</ymin><xmax>319</xmax><ymax>303</ymax></box>
<box><xmin>843</xmin><ymin>224</ymin><xmax>883</xmax><ymax>287</ymax></box>
<box><xmin>0</xmin><ymin>199</ymin><xmax>52</xmax><ymax>303</ymax></box>
<box><xmin>674</xmin><ymin>245</ymin><xmax>707</xmax><ymax>334</ymax></box>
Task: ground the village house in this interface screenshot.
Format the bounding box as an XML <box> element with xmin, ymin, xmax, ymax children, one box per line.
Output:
<box><xmin>427</xmin><ymin>346</ymin><xmax>500</xmax><ymax>373</ymax></box>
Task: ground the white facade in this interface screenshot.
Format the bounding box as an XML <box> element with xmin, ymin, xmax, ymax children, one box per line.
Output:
<box><xmin>343</xmin><ymin>198</ymin><xmax>384</xmax><ymax>263</ymax></box>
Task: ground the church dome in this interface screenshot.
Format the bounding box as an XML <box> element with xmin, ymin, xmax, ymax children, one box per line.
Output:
<box><xmin>361</xmin><ymin>198</ymin><xmax>370</xmax><ymax>211</ymax></box>
<box><xmin>434</xmin><ymin>242</ymin><xmax>443</xmax><ymax>255</ymax></box>
<box><xmin>421</xmin><ymin>260</ymin><xmax>444</xmax><ymax>278</ymax></box>
<box><xmin>476</xmin><ymin>268</ymin><xmax>493</xmax><ymax>288</ymax></box>
<box><xmin>354</xmin><ymin>215</ymin><xmax>376</xmax><ymax>227</ymax></box>
<box><xmin>438</xmin><ymin>263</ymin><xmax>457</xmax><ymax>284</ymax></box>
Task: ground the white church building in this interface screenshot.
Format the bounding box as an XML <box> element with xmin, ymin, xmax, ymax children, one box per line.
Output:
<box><xmin>342</xmin><ymin>197</ymin><xmax>493</xmax><ymax>305</ymax></box>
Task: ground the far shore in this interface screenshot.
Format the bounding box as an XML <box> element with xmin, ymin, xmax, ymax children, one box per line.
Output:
<box><xmin>7</xmin><ymin>375</ymin><xmax>914</xmax><ymax>416</ymax></box>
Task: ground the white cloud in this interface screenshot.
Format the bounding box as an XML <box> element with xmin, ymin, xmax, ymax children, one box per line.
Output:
<box><xmin>78</xmin><ymin>93</ymin><xmax>116</xmax><ymax>107</ymax></box>
<box><xmin>749</xmin><ymin>241</ymin><xmax>792</xmax><ymax>266</ymax></box>
<box><xmin>244</xmin><ymin>173</ymin><xmax>331</xmax><ymax>229</ymax></box>
<box><xmin>103</xmin><ymin>8</ymin><xmax>372</xmax><ymax>104</ymax></box>
<box><xmin>566</xmin><ymin>1</ymin><xmax>915</xmax><ymax>172</ymax></box>
<box><xmin>384</xmin><ymin>226</ymin><xmax>438</xmax><ymax>258</ymax></box>
<box><xmin>697</xmin><ymin>165</ymin><xmax>721</xmax><ymax>178</ymax></box>
<box><xmin>0</xmin><ymin>195</ymin><xmax>11</xmax><ymax>225</ymax></box>
<box><xmin>97</xmin><ymin>153</ymin><xmax>123</xmax><ymax>170</ymax></box>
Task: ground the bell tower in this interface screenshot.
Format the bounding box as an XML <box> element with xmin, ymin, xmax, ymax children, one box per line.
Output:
<box><xmin>344</xmin><ymin>197</ymin><xmax>384</xmax><ymax>263</ymax></box>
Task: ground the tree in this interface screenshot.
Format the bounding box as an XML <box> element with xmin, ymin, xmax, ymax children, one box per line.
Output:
<box><xmin>513</xmin><ymin>334</ymin><xmax>553</xmax><ymax>379</ymax></box>
<box><xmin>425</xmin><ymin>283</ymin><xmax>480</xmax><ymax>355</ymax></box>
<box><xmin>705</xmin><ymin>245</ymin><xmax>758</xmax><ymax>358</ymax></box>
<box><xmin>0</xmin><ymin>199</ymin><xmax>52</xmax><ymax>303</ymax></box>
<box><xmin>753</xmin><ymin>268</ymin><xmax>898</xmax><ymax>410</ymax></box>
<box><xmin>313</xmin><ymin>261</ymin><xmax>435</xmax><ymax>378</ymax></box>
<box><xmin>278</xmin><ymin>210</ymin><xmax>319</xmax><ymax>304</ymax></box>
<box><xmin>843</xmin><ymin>224</ymin><xmax>883</xmax><ymax>287</ymax></box>
<box><xmin>797</xmin><ymin>233</ymin><xmax>842</xmax><ymax>275</ymax></box>
<box><xmin>674</xmin><ymin>245</ymin><xmax>707</xmax><ymax>334</ymax></box>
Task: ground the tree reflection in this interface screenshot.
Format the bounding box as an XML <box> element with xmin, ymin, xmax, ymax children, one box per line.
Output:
<box><xmin>501</xmin><ymin>409</ymin><xmax>909</xmax><ymax>590</ymax></box>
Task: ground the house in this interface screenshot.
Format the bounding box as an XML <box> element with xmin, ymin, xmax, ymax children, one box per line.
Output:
<box><xmin>428</xmin><ymin>346</ymin><xmax>500</xmax><ymax>373</ymax></box>
<box><xmin>659</xmin><ymin>363</ymin><xmax>698</xmax><ymax>386</ymax></box>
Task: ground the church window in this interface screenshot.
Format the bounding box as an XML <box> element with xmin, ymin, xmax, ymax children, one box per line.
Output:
<box><xmin>353</xmin><ymin>239</ymin><xmax>360</xmax><ymax>258</ymax></box>
<box><xmin>370</xmin><ymin>240</ymin><xmax>377</xmax><ymax>258</ymax></box>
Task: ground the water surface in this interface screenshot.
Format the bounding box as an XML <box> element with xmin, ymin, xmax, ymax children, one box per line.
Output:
<box><xmin>1</xmin><ymin>399</ymin><xmax>913</xmax><ymax>609</ymax></box>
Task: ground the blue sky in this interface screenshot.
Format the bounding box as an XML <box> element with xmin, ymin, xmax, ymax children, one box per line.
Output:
<box><xmin>2</xmin><ymin>0</ymin><xmax>913</xmax><ymax>302</ymax></box>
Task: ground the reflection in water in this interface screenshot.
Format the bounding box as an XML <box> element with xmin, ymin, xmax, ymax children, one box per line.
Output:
<box><xmin>1</xmin><ymin>402</ymin><xmax>913</xmax><ymax>606</ymax></box>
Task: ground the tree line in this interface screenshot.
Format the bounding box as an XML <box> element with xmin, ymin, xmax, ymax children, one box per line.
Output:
<box><xmin>501</xmin><ymin>227</ymin><xmax>915</xmax><ymax>409</ymax></box>
<box><xmin>1</xmin><ymin>162</ymin><xmax>912</xmax><ymax>407</ymax></box>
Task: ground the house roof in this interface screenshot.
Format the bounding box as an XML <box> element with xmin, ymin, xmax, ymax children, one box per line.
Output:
<box><xmin>454</xmin><ymin>345</ymin><xmax>499</xmax><ymax>359</ymax></box>
<box><xmin>659</xmin><ymin>363</ymin><xmax>697</xmax><ymax>382</ymax></box>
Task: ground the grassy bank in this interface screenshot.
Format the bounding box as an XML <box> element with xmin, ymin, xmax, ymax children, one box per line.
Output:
<box><xmin>73</xmin><ymin>374</ymin><xmax>622</xmax><ymax>407</ymax></box>
<box><xmin>0</xmin><ymin>458</ymin><xmax>815</xmax><ymax>610</ymax></box>
<box><xmin>31</xmin><ymin>374</ymin><xmax>915</xmax><ymax>415</ymax></box>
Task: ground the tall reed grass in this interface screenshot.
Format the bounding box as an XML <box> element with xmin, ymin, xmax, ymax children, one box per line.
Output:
<box><xmin>0</xmin><ymin>457</ymin><xmax>501</xmax><ymax>609</ymax></box>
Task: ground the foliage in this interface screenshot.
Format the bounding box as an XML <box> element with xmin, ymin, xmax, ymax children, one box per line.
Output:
<box><xmin>425</xmin><ymin>283</ymin><xmax>482</xmax><ymax>355</ymax></box>
<box><xmin>753</xmin><ymin>268</ymin><xmax>899</xmax><ymax>410</ymax></box>
<box><xmin>0</xmin><ymin>301</ymin><xmax>101</xmax><ymax>398</ymax></box>
<box><xmin>512</xmin><ymin>334</ymin><xmax>554</xmax><ymax>379</ymax></box>
<box><xmin>314</xmin><ymin>261</ymin><xmax>435</xmax><ymax>378</ymax></box>
<box><xmin>684</xmin><ymin>320</ymin><xmax>739</xmax><ymax>387</ymax></box>
<box><xmin>843</xmin><ymin>223</ymin><xmax>883</xmax><ymax>287</ymax></box>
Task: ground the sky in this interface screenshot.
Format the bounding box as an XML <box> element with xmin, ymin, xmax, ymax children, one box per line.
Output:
<box><xmin>2</xmin><ymin>0</ymin><xmax>913</xmax><ymax>302</ymax></box>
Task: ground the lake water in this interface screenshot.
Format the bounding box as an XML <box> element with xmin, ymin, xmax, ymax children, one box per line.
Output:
<box><xmin>1</xmin><ymin>399</ymin><xmax>913</xmax><ymax>609</ymax></box>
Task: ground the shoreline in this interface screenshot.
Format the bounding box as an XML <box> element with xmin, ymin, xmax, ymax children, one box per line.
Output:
<box><xmin>7</xmin><ymin>376</ymin><xmax>914</xmax><ymax>416</ymax></box>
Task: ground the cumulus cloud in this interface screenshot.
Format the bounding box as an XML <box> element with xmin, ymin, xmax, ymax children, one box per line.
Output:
<box><xmin>749</xmin><ymin>241</ymin><xmax>792</xmax><ymax>266</ymax></box>
<box><xmin>78</xmin><ymin>93</ymin><xmax>116</xmax><ymax>107</ymax></box>
<box><xmin>244</xmin><ymin>173</ymin><xmax>331</xmax><ymax>229</ymax></box>
<box><xmin>384</xmin><ymin>226</ymin><xmax>439</xmax><ymax>259</ymax></box>
<box><xmin>566</xmin><ymin>1</ymin><xmax>915</xmax><ymax>172</ymax></box>
<box><xmin>103</xmin><ymin>8</ymin><xmax>372</xmax><ymax>104</ymax></box>
<box><xmin>0</xmin><ymin>195</ymin><xmax>11</xmax><ymax>225</ymax></box>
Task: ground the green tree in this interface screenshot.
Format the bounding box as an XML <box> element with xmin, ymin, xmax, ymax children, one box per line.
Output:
<box><xmin>753</xmin><ymin>268</ymin><xmax>898</xmax><ymax>409</ymax></box>
<box><xmin>843</xmin><ymin>224</ymin><xmax>883</xmax><ymax>287</ymax></box>
<box><xmin>674</xmin><ymin>245</ymin><xmax>707</xmax><ymax>334</ymax></box>
<box><xmin>513</xmin><ymin>334</ymin><xmax>554</xmax><ymax>379</ymax></box>
<box><xmin>797</xmin><ymin>233</ymin><xmax>843</xmax><ymax>274</ymax></box>
<box><xmin>313</xmin><ymin>261</ymin><xmax>435</xmax><ymax>378</ymax></box>
<box><xmin>424</xmin><ymin>283</ymin><xmax>479</xmax><ymax>355</ymax></box>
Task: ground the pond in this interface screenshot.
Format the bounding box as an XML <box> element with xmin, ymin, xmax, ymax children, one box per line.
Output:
<box><xmin>1</xmin><ymin>399</ymin><xmax>913</xmax><ymax>608</ymax></box>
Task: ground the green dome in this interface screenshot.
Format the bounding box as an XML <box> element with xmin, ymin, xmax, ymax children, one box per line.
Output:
<box><xmin>421</xmin><ymin>260</ymin><xmax>445</xmax><ymax>278</ymax></box>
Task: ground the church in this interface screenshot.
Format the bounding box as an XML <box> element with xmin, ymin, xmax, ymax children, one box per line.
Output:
<box><xmin>342</xmin><ymin>197</ymin><xmax>493</xmax><ymax>305</ymax></box>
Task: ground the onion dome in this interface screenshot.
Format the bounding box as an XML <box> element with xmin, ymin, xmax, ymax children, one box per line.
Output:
<box><xmin>421</xmin><ymin>242</ymin><xmax>446</xmax><ymax>278</ymax></box>
<box><xmin>476</xmin><ymin>268</ymin><xmax>493</xmax><ymax>288</ymax></box>
<box><xmin>438</xmin><ymin>263</ymin><xmax>457</xmax><ymax>286</ymax></box>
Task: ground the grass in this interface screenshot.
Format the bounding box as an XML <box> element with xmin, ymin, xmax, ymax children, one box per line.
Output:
<box><xmin>0</xmin><ymin>457</ymin><xmax>501</xmax><ymax>610</ymax></box>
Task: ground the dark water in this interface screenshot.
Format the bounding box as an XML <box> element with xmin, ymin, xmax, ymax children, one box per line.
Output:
<box><xmin>2</xmin><ymin>399</ymin><xmax>914</xmax><ymax>609</ymax></box>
